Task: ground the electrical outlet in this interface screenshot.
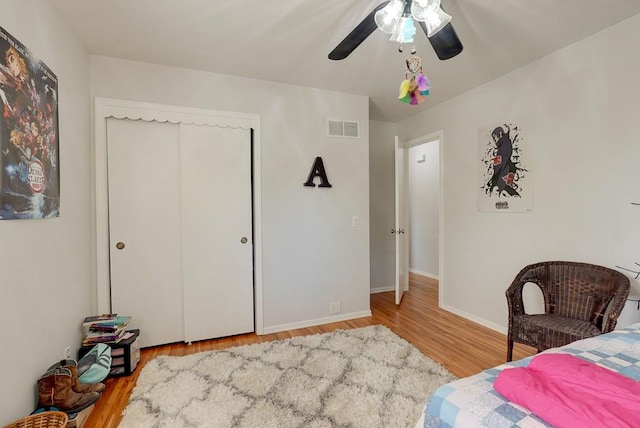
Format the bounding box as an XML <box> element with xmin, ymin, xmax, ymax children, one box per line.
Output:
<box><xmin>330</xmin><ymin>301</ymin><xmax>342</xmax><ymax>314</ymax></box>
<box><xmin>64</xmin><ymin>345</ymin><xmax>71</xmax><ymax>360</ymax></box>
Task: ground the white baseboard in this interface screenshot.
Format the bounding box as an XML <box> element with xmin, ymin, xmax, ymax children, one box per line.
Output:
<box><xmin>260</xmin><ymin>310</ymin><xmax>373</xmax><ymax>335</ymax></box>
<box><xmin>439</xmin><ymin>302</ymin><xmax>507</xmax><ymax>335</ymax></box>
<box><xmin>409</xmin><ymin>268</ymin><xmax>439</xmax><ymax>280</ymax></box>
<box><xmin>370</xmin><ymin>286</ymin><xmax>394</xmax><ymax>294</ymax></box>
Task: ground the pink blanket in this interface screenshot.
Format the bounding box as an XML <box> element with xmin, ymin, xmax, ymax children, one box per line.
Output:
<box><xmin>494</xmin><ymin>353</ymin><xmax>640</xmax><ymax>428</ymax></box>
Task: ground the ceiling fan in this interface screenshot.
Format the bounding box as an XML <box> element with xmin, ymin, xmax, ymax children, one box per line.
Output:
<box><xmin>328</xmin><ymin>0</ymin><xmax>463</xmax><ymax>61</ymax></box>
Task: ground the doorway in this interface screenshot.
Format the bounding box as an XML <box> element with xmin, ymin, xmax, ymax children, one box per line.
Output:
<box><xmin>395</xmin><ymin>131</ymin><xmax>443</xmax><ymax>305</ymax></box>
<box><xmin>408</xmin><ymin>138</ymin><xmax>440</xmax><ymax>279</ymax></box>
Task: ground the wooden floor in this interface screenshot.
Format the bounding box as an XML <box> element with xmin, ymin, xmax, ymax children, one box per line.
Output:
<box><xmin>84</xmin><ymin>273</ymin><xmax>535</xmax><ymax>427</ymax></box>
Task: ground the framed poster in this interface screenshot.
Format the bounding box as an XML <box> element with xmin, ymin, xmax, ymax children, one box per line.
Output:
<box><xmin>0</xmin><ymin>26</ymin><xmax>59</xmax><ymax>219</ymax></box>
<box><xmin>478</xmin><ymin>117</ymin><xmax>533</xmax><ymax>212</ymax></box>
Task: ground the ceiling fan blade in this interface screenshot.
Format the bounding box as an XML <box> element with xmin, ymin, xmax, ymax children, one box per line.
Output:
<box><xmin>328</xmin><ymin>1</ymin><xmax>390</xmax><ymax>60</ymax></box>
<box><xmin>419</xmin><ymin>21</ymin><xmax>463</xmax><ymax>60</ymax></box>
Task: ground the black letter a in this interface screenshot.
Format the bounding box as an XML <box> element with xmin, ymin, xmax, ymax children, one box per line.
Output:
<box><xmin>303</xmin><ymin>157</ymin><xmax>332</xmax><ymax>188</ymax></box>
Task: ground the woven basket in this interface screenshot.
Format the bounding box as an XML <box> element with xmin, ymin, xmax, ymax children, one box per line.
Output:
<box><xmin>3</xmin><ymin>411</ymin><xmax>68</xmax><ymax>428</ymax></box>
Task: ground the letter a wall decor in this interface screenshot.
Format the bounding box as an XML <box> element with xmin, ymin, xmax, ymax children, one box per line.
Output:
<box><xmin>303</xmin><ymin>157</ymin><xmax>332</xmax><ymax>188</ymax></box>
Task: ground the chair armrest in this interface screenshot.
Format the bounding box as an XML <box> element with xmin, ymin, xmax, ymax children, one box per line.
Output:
<box><xmin>601</xmin><ymin>277</ymin><xmax>631</xmax><ymax>332</ymax></box>
<box><xmin>505</xmin><ymin>271</ymin><xmax>531</xmax><ymax>319</ymax></box>
<box><xmin>506</xmin><ymin>265</ymin><xmax>543</xmax><ymax>318</ymax></box>
<box><xmin>506</xmin><ymin>279</ymin><xmax>525</xmax><ymax>318</ymax></box>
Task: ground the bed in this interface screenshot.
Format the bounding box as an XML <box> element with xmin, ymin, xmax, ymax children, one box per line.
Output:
<box><xmin>415</xmin><ymin>322</ymin><xmax>640</xmax><ymax>428</ymax></box>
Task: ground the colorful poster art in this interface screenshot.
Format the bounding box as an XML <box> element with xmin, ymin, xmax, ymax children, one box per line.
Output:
<box><xmin>0</xmin><ymin>27</ymin><xmax>59</xmax><ymax>219</ymax></box>
<box><xmin>478</xmin><ymin>118</ymin><xmax>533</xmax><ymax>213</ymax></box>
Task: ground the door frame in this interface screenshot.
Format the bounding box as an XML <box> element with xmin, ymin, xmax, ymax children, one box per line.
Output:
<box><xmin>400</xmin><ymin>130</ymin><xmax>444</xmax><ymax>305</ymax></box>
<box><xmin>93</xmin><ymin>97</ymin><xmax>264</xmax><ymax>334</ymax></box>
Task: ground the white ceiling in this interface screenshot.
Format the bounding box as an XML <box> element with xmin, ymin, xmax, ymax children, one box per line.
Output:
<box><xmin>51</xmin><ymin>0</ymin><xmax>640</xmax><ymax>123</ymax></box>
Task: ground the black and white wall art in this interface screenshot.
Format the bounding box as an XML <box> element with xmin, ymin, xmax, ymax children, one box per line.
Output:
<box><xmin>478</xmin><ymin>117</ymin><xmax>533</xmax><ymax>213</ymax></box>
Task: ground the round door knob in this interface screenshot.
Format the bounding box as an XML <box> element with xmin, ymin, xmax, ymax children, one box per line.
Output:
<box><xmin>240</xmin><ymin>237</ymin><xmax>248</xmax><ymax>244</ymax></box>
<box><xmin>116</xmin><ymin>242</ymin><xmax>125</xmax><ymax>250</ymax></box>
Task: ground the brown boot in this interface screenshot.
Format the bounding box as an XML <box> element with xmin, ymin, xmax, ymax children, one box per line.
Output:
<box><xmin>37</xmin><ymin>367</ymin><xmax>100</xmax><ymax>413</ymax></box>
<box><xmin>49</xmin><ymin>359</ymin><xmax>105</xmax><ymax>394</ymax></box>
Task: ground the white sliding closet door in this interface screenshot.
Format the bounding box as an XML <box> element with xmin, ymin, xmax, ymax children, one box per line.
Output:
<box><xmin>180</xmin><ymin>124</ymin><xmax>254</xmax><ymax>343</ymax></box>
<box><xmin>107</xmin><ymin>118</ymin><xmax>185</xmax><ymax>347</ymax></box>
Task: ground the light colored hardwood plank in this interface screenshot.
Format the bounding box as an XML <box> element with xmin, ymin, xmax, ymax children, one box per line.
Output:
<box><xmin>84</xmin><ymin>273</ymin><xmax>535</xmax><ymax>427</ymax></box>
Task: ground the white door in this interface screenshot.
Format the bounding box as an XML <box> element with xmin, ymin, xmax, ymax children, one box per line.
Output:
<box><xmin>395</xmin><ymin>137</ymin><xmax>409</xmax><ymax>305</ymax></box>
<box><xmin>180</xmin><ymin>124</ymin><xmax>254</xmax><ymax>343</ymax></box>
<box><xmin>107</xmin><ymin>119</ymin><xmax>255</xmax><ymax>347</ymax></box>
<box><xmin>107</xmin><ymin>118</ymin><xmax>185</xmax><ymax>347</ymax></box>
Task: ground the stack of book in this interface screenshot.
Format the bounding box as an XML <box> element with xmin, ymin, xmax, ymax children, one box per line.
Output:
<box><xmin>82</xmin><ymin>314</ymin><xmax>132</xmax><ymax>346</ymax></box>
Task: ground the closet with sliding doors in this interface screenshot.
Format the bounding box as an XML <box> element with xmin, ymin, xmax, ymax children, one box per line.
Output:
<box><xmin>95</xmin><ymin>98</ymin><xmax>260</xmax><ymax>347</ymax></box>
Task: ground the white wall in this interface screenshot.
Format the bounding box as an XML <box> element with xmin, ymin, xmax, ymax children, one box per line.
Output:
<box><xmin>408</xmin><ymin>141</ymin><xmax>439</xmax><ymax>277</ymax></box>
<box><xmin>90</xmin><ymin>56</ymin><xmax>371</xmax><ymax>333</ymax></box>
<box><xmin>397</xmin><ymin>14</ymin><xmax>640</xmax><ymax>332</ymax></box>
<box><xmin>0</xmin><ymin>0</ymin><xmax>91</xmax><ymax>421</ymax></box>
<box><xmin>369</xmin><ymin>120</ymin><xmax>397</xmax><ymax>292</ymax></box>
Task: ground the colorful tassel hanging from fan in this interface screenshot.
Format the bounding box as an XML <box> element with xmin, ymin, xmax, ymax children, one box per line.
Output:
<box><xmin>398</xmin><ymin>54</ymin><xmax>430</xmax><ymax>105</ymax></box>
<box><xmin>417</xmin><ymin>72</ymin><xmax>430</xmax><ymax>96</ymax></box>
<box><xmin>398</xmin><ymin>78</ymin><xmax>412</xmax><ymax>103</ymax></box>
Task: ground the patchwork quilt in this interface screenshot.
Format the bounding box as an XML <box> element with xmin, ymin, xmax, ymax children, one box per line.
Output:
<box><xmin>417</xmin><ymin>323</ymin><xmax>640</xmax><ymax>428</ymax></box>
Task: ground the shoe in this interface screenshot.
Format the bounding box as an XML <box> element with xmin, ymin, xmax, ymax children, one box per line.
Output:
<box><xmin>37</xmin><ymin>367</ymin><xmax>100</xmax><ymax>413</ymax></box>
<box><xmin>48</xmin><ymin>359</ymin><xmax>105</xmax><ymax>394</ymax></box>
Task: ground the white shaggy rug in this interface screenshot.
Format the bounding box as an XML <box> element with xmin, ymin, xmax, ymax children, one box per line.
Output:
<box><xmin>119</xmin><ymin>325</ymin><xmax>455</xmax><ymax>428</ymax></box>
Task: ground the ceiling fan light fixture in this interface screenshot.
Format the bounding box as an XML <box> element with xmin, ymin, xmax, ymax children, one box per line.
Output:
<box><xmin>374</xmin><ymin>0</ymin><xmax>406</xmax><ymax>34</ymax></box>
<box><xmin>422</xmin><ymin>7</ymin><xmax>452</xmax><ymax>37</ymax></box>
<box><xmin>327</xmin><ymin>0</ymin><xmax>463</xmax><ymax>61</ymax></box>
<box><xmin>389</xmin><ymin>16</ymin><xmax>417</xmax><ymax>43</ymax></box>
<box><xmin>410</xmin><ymin>0</ymin><xmax>429</xmax><ymax>21</ymax></box>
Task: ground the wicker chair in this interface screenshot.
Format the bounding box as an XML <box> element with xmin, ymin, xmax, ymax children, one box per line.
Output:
<box><xmin>506</xmin><ymin>261</ymin><xmax>630</xmax><ymax>361</ymax></box>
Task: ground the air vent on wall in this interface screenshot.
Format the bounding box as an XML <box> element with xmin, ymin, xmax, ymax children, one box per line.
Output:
<box><xmin>327</xmin><ymin>120</ymin><xmax>359</xmax><ymax>138</ymax></box>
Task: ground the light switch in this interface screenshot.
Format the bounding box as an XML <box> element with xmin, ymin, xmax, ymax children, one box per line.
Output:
<box><xmin>352</xmin><ymin>216</ymin><xmax>359</xmax><ymax>227</ymax></box>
